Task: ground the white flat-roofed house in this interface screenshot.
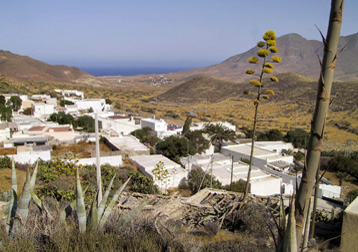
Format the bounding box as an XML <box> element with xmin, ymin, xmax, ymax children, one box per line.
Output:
<box><xmin>130</xmin><ymin>154</ymin><xmax>188</xmax><ymax>192</ymax></box>
<box><xmin>32</xmin><ymin>102</ymin><xmax>55</xmax><ymax>119</ymax></box>
<box><xmin>0</xmin><ymin>123</ymin><xmax>10</xmax><ymax>142</ymax></box>
<box><xmin>45</xmin><ymin>126</ymin><xmax>75</xmax><ymax>143</ymax></box>
<box><xmin>99</xmin><ymin>115</ymin><xmax>141</xmax><ymax>136</ymax></box>
<box><xmin>64</xmin><ymin>105</ymin><xmax>79</xmax><ymax>115</ymax></box>
<box><xmin>75</xmin><ymin>99</ymin><xmax>106</xmax><ymax>112</ymax></box>
<box><xmin>221</xmin><ymin>143</ymin><xmax>294</xmax><ymax>172</ymax></box>
<box><xmin>189</xmin><ymin>153</ymin><xmax>282</xmax><ymax>196</ymax></box>
<box><xmin>104</xmin><ymin>135</ymin><xmax>150</xmax><ymax>157</ymax></box>
<box><xmin>45</xmin><ymin>98</ymin><xmax>57</xmax><ymax>107</ymax></box>
<box><xmin>2</xmin><ymin>145</ymin><xmax>51</xmax><ymax>164</ymax></box>
<box><xmin>62</xmin><ymin>90</ymin><xmax>84</xmax><ymax>99</ymax></box>
<box><xmin>191</xmin><ymin>121</ymin><xmax>236</xmax><ymax>132</ymax></box>
<box><xmin>141</xmin><ymin>118</ymin><xmax>182</xmax><ymax>139</ymax></box>
<box><xmin>10</xmin><ymin>115</ymin><xmax>43</xmax><ymax>132</ymax></box>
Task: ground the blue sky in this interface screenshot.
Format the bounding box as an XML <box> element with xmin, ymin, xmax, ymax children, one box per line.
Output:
<box><xmin>1</xmin><ymin>0</ymin><xmax>357</xmax><ymax>69</ymax></box>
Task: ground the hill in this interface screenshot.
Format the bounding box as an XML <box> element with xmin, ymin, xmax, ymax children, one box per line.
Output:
<box><xmin>168</xmin><ymin>33</ymin><xmax>358</xmax><ymax>82</ymax></box>
<box><xmin>158</xmin><ymin>73</ymin><xmax>358</xmax><ymax>111</ymax></box>
<box><xmin>0</xmin><ymin>50</ymin><xmax>100</xmax><ymax>83</ymax></box>
<box><xmin>157</xmin><ymin>76</ymin><xmax>241</xmax><ymax>103</ymax></box>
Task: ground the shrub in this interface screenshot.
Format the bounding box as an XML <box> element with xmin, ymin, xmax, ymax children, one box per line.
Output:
<box><xmin>0</xmin><ymin>156</ymin><xmax>11</xmax><ymax>169</ymax></box>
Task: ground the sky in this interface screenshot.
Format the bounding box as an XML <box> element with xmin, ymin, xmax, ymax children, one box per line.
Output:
<box><xmin>1</xmin><ymin>0</ymin><xmax>357</xmax><ymax>69</ymax></box>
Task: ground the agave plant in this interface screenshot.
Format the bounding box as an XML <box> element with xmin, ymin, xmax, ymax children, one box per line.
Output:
<box><xmin>6</xmin><ymin>160</ymin><xmax>50</xmax><ymax>236</ymax></box>
<box><xmin>62</xmin><ymin>167</ymin><xmax>146</xmax><ymax>233</ymax></box>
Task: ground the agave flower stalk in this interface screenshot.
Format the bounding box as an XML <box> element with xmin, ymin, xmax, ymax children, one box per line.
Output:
<box><xmin>243</xmin><ymin>30</ymin><xmax>281</xmax><ymax>200</ymax></box>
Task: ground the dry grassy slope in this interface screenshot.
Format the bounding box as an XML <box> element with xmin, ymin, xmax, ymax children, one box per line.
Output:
<box><xmin>153</xmin><ymin>73</ymin><xmax>358</xmax><ymax>150</ymax></box>
<box><xmin>157</xmin><ymin>76</ymin><xmax>242</xmax><ymax>103</ymax></box>
<box><xmin>0</xmin><ymin>50</ymin><xmax>100</xmax><ymax>83</ymax></box>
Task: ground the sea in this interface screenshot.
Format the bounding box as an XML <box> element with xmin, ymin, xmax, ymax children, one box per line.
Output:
<box><xmin>80</xmin><ymin>66</ymin><xmax>193</xmax><ymax>77</ymax></box>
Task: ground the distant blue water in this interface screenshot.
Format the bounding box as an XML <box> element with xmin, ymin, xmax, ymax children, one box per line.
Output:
<box><xmin>80</xmin><ymin>66</ymin><xmax>193</xmax><ymax>77</ymax></box>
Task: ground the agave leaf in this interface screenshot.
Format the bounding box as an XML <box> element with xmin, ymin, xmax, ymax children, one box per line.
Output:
<box><xmin>76</xmin><ymin>168</ymin><xmax>86</xmax><ymax>233</ymax></box>
<box><xmin>60</xmin><ymin>186</ymin><xmax>88</xmax><ymax>223</ymax></box>
<box><xmin>6</xmin><ymin>189</ymin><xmax>17</xmax><ymax>236</ymax></box>
<box><xmin>99</xmin><ymin>177</ymin><xmax>131</xmax><ymax>229</ymax></box>
<box><xmin>87</xmin><ymin>191</ymin><xmax>99</xmax><ymax>231</ymax></box>
<box><xmin>118</xmin><ymin>200</ymin><xmax>149</xmax><ymax>231</ymax></box>
<box><xmin>280</xmin><ymin>194</ymin><xmax>286</xmax><ymax>233</ymax></box>
<box><xmin>29</xmin><ymin>162</ymin><xmax>38</xmax><ymax>190</ymax></box>
<box><xmin>98</xmin><ymin>173</ymin><xmax>116</xmax><ymax>222</ymax></box>
<box><xmin>16</xmin><ymin>168</ymin><xmax>32</xmax><ymax>225</ymax></box>
<box><xmin>282</xmin><ymin>196</ymin><xmax>298</xmax><ymax>252</ymax></box>
<box><xmin>11</xmin><ymin>159</ymin><xmax>17</xmax><ymax>194</ymax></box>
<box><xmin>30</xmin><ymin>190</ymin><xmax>54</xmax><ymax>220</ymax></box>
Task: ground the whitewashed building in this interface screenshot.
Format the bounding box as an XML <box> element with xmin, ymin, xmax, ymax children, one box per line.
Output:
<box><xmin>189</xmin><ymin>153</ymin><xmax>282</xmax><ymax>196</ymax></box>
<box><xmin>32</xmin><ymin>103</ymin><xmax>55</xmax><ymax>119</ymax></box>
<box><xmin>191</xmin><ymin>121</ymin><xmax>236</xmax><ymax>132</ymax></box>
<box><xmin>75</xmin><ymin>99</ymin><xmax>106</xmax><ymax>112</ymax></box>
<box><xmin>99</xmin><ymin>115</ymin><xmax>140</xmax><ymax>136</ymax></box>
<box><xmin>130</xmin><ymin>154</ymin><xmax>187</xmax><ymax>192</ymax></box>
<box><xmin>141</xmin><ymin>118</ymin><xmax>182</xmax><ymax>139</ymax></box>
<box><xmin>104</xmin><ymin>135</ymin><xmax>150</xmax><ymax>156</ymax></box>
<box><xmin>221</xmin><ymin>143</ymin><xmax>294</xmax><ymax>172</ymax></box>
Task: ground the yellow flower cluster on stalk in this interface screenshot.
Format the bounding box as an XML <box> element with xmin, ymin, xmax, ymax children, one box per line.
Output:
<box><xmin>243</xmin><ymin>30</ymin><xmax>281</xmax><ymax>105</ymax></box>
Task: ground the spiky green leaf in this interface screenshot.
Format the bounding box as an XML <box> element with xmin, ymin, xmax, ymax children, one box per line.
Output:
<box><xmin>98</xmin><ymin>173</ymin><xmax>116</xmax><ymax>222</ymax></box>
<box><xmin>76</xmin><ymin>168</ymin><xmax>86</xmax><ymax>233</ymax></box>
<box><xmin>99</xmin><ymin>177</ymin><xmax>131</xmax><ymax>229</ymax></box>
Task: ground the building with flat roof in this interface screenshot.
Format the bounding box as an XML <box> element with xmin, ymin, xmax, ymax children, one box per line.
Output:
<box><xmin>189</xmin><ymin>153</ymin><xmax>283</xmax><ymax>196</ymax></box>
<box><xmin>104</xmin><ymin>135</ymin><xmax>150</xmax><ymax>157</ymax></box>
<box><xmin>141</xmin><ymin>118</ymin><xmax>182</xmax><ymax>139</ymax></box>
<box><xmin>99</xmin><ymin>115</ymin><xmax>140</xmax><ymax>136</ymax></box>
<box><xmin>130</xmin><ymin>154</ymin><xmax>187</xmax><ymax>191</ymax></box>
<box><xmin>221</xmin><ymin>143</ymin><xmax>294</xmax><ymax>172</ymax></box>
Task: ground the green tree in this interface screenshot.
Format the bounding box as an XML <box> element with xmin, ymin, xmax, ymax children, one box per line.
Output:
<box><xmin>347</xmin><ymin>189</ymin><xmax>358</xmax><ymax>204</ymax></box>
<box><xmin>76</xmin><ymin>115</ymin><xmax>95</xmax><ymax>132</ymax></box>
<box><xmin>295</xmin><ymin>1</ymin><xmax>345</xmax><ymax>246</ymax></box>
<box><xmin>48</xmin><ymin>112</ymin><xmax>75</xmax><ymax>125</ymax></box>
<box><xmin>187</xmin><ymin>167</ymin><xmax>222</xmax><ymax>194</ymax></box>
<box><xmin>266</xmin><ymin>129</ymin><xmax>283</xmax><ymax>141</ymax></box>
<box><xmin>105</xmin><ymin>98</ymin><xmax>112</xmax><ymax>105</ymax></box>
<box><xmin>130</xmin><ymin>127</ymin><xmax>160</xmax><ymax>149</ymax></box>
<box><xmin>156</xmin><ymin>136</ymin><xmax>196</xmax><ymax>163</ymax></box>
<box><xmin>0</xmin><ymin>104</ymin><xmax>12</xmax><ymax>122</ymax></box>
<box><xmin>204</xmin><ymin>123</ymin><xmax>235</xmax><ymax>151</ymax></box>
<box><xmin>0</xmin><ymin>95</ymin><xmax>5</xmax><ymax>105</ymax></box>
<box><xmin>241</xmin><ymin>30</ymin><xmax>281</xmax><ymax>199</ymax></box>
<box><xmin>60</xmin><ymin>100</ymin><xmax>74</xmax><ymax>107</ymax></box>
<box><xmin>284</xmin><ymin>129</ymin><xmax>309</xmax><ymax>149</ymax></box>
<box><xmin>9</xmin><ymin>96</ymin><xmax>22</xmax><ymax>111</ymax></box>
<box><xmin>182</xmin><ymin>116</ymin><xmax>192</xmax><ymax>135</ymax></box>
<box><xmin>185</xmin><ymin>130</ymin><xmax>210</xmax><ymax>154</ymax></box>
